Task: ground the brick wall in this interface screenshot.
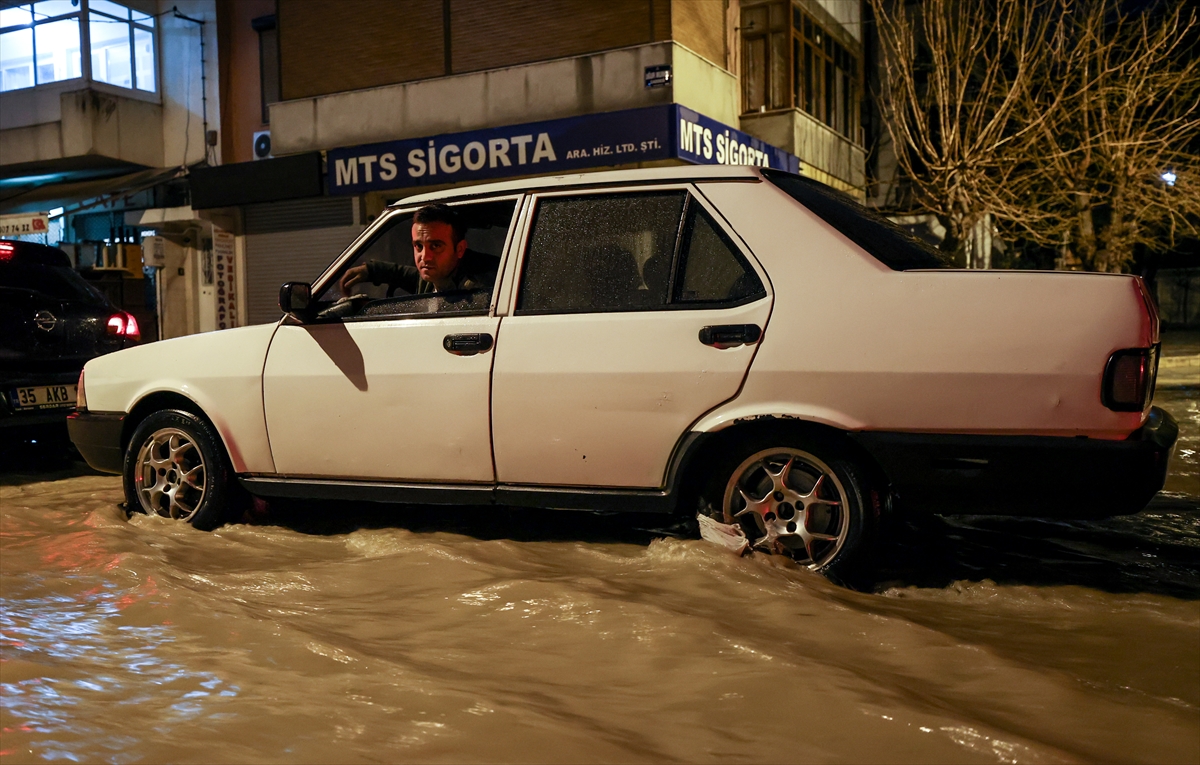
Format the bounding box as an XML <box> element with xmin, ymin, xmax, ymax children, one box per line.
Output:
<box><xmin>278</xmin><ymin>0</ymin><xmax>679</xmax><ymax>101</ymax></box>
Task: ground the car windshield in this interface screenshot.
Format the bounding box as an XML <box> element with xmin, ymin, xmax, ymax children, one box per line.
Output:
<box><xmin>0</xmin><ymin>263</ymin><xmax>109</xmax><ymax>305</ymax></box>
<box><xmin>763</xmin><ymin>170</ymin><xmax>952</xmax><ymax>270</ymax></box>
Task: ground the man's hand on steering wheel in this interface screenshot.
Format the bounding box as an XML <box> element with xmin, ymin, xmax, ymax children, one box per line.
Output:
<box><xmin>339</xmin><ymin>264</ymin><xmax>369</xmax><ymax>295</ymax></box>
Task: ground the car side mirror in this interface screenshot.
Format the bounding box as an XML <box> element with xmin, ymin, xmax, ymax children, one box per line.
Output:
<box><xmin>279</xmin><ymin>282</ymin><xmax>313</xmax><ymax>321</ymax></box>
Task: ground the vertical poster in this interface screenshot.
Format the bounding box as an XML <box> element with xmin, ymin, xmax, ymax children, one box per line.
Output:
<box><xmin>213</xmin><ymin>229</ymin><xmax>238</xmax><ymax>330</ymax></box>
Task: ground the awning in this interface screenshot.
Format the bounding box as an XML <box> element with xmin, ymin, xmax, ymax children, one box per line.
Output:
<box><xmin>0</xmin><ymin>166</ymin><xmax>185</xmax><ymax>215</ymax></box>
<box><xmin>189</xmin><ymin>152</ymin><xmax>324</xmax><ymax>209</ymax></box>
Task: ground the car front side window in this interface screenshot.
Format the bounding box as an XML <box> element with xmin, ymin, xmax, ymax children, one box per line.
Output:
<box><xmin>312</xmin><ymin>199</ymin><xmax>516</xmax><ymax>321</ymax></box>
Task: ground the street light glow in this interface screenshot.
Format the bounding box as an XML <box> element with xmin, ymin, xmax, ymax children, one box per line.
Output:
<box><xmin>1161</xmin><ymin>170</ymin><xmax>1177</xmax><ymax>186</ymax></box>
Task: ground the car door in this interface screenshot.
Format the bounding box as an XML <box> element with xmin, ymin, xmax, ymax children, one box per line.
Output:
<box><xmin>262</xmin><ymin>197</ymin><xmax>520</xmax><ymax>482</ymax></box>
<box><xmin>490</xmin><ymin>186</ymin><xmax>773</xmax><ymax>489</ymax></box>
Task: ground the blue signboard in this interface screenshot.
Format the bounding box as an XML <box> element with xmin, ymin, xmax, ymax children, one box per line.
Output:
<box><xmin>674</xmin><ymin>105</ymin><xmax>801</xmax><ymax>174</ymax></box>
<box><xmin>327</xmin><ymin>104</ymin><xmax>799</xmax><ymax>195</ymax></box>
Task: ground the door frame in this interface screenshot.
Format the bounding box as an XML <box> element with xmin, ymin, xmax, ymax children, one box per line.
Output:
<box><xmin>494</xmin><ymin>183</ymin><xmax>774</xmax><ymax>317</ymax></box>
<box><xmin>304</xmin><ymin>193</ymin><xmax>531</xmax><ymax>318</ymax></box>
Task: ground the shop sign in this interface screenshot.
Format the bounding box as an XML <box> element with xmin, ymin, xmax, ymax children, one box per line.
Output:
<box><xmin>328</xmin><ymin>106</ymin><xmax>672</xmax><ymax>195</ymax></box>
<box><xmin>0</xmin><ymin>213</ymin><xmax>49</xmax><ymax>236</ymax></box>
<box><xmin>213</xmin><ymin>229</ymin><xmax>238</xmax><ymax>330</ymax></box>
<box><xmin>327</xmin><ymin>105</ymin><xmax>799</xmax><ymax>195</ymax></box>
<box><xmin>675</xmin><ymin>106</ymin><xmax>801</xmax><ymax>173</ymax></box>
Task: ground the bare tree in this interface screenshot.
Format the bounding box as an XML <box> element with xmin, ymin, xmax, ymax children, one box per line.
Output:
<box><xmin>870</xmin><ymin>0</ymin><xmax>1054</xmax><ymax>266</ymax></box>
<box><xmin>995</xmin><ymin>0</ymin><xmax>1200</xmax><ymax>272</ymax></box>
<box><xmin>873</xmin><ymin>0</ymin><xmax>1200</xmax><ymax>272</ymax></box>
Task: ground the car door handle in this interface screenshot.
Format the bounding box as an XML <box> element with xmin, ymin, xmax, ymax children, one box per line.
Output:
<box><xmin>443</xmin><ymin>333</ymin><xmax>494</xmax><ymax>356</ymax></box>
<box><xmin>699</xmin><ymin>324</ymin><xmax>762</xmax><ymax>348</ymax></box>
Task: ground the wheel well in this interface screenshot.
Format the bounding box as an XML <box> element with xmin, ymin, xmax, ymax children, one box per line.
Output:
<box><xmin>673</xmin><ymin>417</ymin><xmax>892</xmax><ymax>510</ymax></box>
<box><xmin>122</xmin><ymin>392</ymin><xmax>209</xmax><ymax>454</ymax></box>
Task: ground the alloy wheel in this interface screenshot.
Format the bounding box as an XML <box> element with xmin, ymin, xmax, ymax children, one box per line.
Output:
<box><xmin>722</xmin><ymin>447</ymin><xmax>849</xmax><ymax>567</ymax></box>
<box><xmin>133</xmin><ymin>427</ymin><xmax>207</xmax><ymax>521</ymax></box>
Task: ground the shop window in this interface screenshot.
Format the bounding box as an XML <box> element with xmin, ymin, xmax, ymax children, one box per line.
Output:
<box><xmin>0</xmin><ymin>0</ymin><xmax>154</xmax><ymax>93</ymax></box>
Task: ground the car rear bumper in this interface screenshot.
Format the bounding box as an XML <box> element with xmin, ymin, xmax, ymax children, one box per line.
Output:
<box><xmin>0</xmin><ymin>408</ymin><xmax>72</xmax><ymax>430</ymax></box>
<box><xmin>851</xmin><ymin>407</ymin><xmax>1179</xmax><ymax>518</ymax></box>
<box><xmin>66</xmin><ymin>410</ymin><xmax>125</xmax><ymax>474</ymax></box>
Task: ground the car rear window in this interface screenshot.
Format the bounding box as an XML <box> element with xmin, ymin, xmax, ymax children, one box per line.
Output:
<box><xmin>0</xmin><ymin>263</ymin><xmax>109</xmax><ymax>305</ymax></box>
<box><xmin>762</xmin><ymin>170</ymin><xmax>951</xmax><ymax>270</ymax></box>
<box><xmin>518</xmin><ymin>192</ymin><xmax>685</xmax><ymax>314</ymax></box>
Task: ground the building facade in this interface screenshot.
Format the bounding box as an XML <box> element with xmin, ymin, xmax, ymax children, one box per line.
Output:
<box><xmin>203</xmin><ymin>0</ymin><xmax>866</xmax><ymax>326</ymax></box>
<box><xmin>0</xmin><ymin>0</ymin><xmax>224</xmax><ymax>342</ymax></box>
<box><xmin>1</xmin><ymin>0</ymin><xmax>868</xmax><ymax>333</ymax></box>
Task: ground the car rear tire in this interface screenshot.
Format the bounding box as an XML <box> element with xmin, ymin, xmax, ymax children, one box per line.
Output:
<box><xmin>700</xmin><ymin>434</ymin><xmax>877</xmax><ymax>582</ymax></box>
<box><xmin>123</xmin><ymin>409</ymin><xmax>236</xmax><ymax>530</ymax></box>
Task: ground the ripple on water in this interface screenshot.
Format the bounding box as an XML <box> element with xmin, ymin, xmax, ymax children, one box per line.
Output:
<box><xmin>1</xmin><ymin>399</ymin><xmax>1198</xmax><ymax>764</ymax></box>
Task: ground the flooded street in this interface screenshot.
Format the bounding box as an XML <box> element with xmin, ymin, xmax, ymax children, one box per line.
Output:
<box><xmin>2</xmin><ymin>372</ymin><xmax>1198</xmax><ymax>762</ymax></box>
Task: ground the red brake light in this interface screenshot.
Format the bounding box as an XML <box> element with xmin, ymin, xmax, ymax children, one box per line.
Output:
<box><xmin>107</xmin><ymin>311</ymin><xmax>141</xmax><ymax>342</ymax></box>
<box><xmin>1102</xmin><ymin>348</ymin><xmax>1153</xmax><ymax>412</ymax></box>
<box><xmin>0</xmin><ymin>242</ymin><xmax>14</xmax><ymax>260</ymax></box>
<box><xmin>123</xmin><ymin>312</ymin><xmax>140</xmax><ymax>341</ymax></box>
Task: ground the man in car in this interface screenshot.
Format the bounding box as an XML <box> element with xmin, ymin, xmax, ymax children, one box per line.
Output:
<box><xmin>339</xmin><ymin>204</ymin><xmax>497</xmax><ymax>296</ymax></box>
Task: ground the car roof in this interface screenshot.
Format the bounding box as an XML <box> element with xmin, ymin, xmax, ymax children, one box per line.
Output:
<box><xmin>388</xmin><ymin>165</ymin><xmax>765</xmax><ymax>207</ymax></box>
<box><xmin>0</xmin><ymin>239</ymin><xmax>71</xmax><ymax>268</ymax></box>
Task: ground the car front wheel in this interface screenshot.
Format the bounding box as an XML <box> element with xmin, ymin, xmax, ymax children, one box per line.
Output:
<box><xmin>702</xmin><ymin>437</ymin><xmax>876</xmax><ymax>581</ymax></box>
<box><xmin>123</xmin><ymin>409</ymin><xmax>235</xmax><ymax>530</ymax></box>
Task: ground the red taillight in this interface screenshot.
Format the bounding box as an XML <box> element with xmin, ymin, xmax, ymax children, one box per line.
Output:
<box><xmin>0</xmin><ymin>242</ymin><xmax>13</xmax><ymax>261</ymax></box>
<box><xmin>107</xmin><ymin>311</ymin><xmax>141</xmax><ymax>342</ymax></box>
<box><xmin>1103</xmin><ymin>348</ymin><xmax>1154</xmax><ymax>412</ymax></box>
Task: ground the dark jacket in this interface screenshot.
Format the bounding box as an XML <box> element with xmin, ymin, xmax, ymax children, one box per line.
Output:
<box><xmin>364</xmin><ymin>250</ymin><xmax>499</xmax><ymax>295</ymax></box>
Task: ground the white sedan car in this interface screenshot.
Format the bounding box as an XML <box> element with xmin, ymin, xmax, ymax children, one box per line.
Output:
<box><xmin>68</xmin><ymin>166</ymin><xmax>1177</xmax><ymax>580</ymax></box>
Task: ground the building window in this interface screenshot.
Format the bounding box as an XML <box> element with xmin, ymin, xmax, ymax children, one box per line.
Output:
<box><xmin>792</xmin><ymin>6</ymin><xmax>856</xmax><ymax>140</ymax></box>
<box><xmin>740</xmin><ymin>2</ymin><xmax>860</xmax><ymax>143</ymax></box>
<box><xmin>740</xmin><ymin>3</ymin><xmax>788</xmax><ymax>113</ymax></box>
<box><xmin>252</xmin><ymin>14</ymin><xmax>278</xmax><ymax>125</ymax></box>
<box><xmin>90</xmin><ymin>0</ymin><xmax>154</xmax><ymax>91</ymax></box>
<box><xmin>0</xmin><ymin>0</ymin><xmax>155</xmax><ymax>94</ymax></box>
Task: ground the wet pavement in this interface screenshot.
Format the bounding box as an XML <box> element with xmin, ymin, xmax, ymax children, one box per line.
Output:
<box><xmin>1</xmin><ymin>343</ymin><xmax>1197</xmax><ymax>763</ymax></box>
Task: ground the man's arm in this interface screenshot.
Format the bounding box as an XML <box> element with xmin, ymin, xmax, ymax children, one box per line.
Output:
<box><xmin>454</xmin><ymin>250</ymin><xmax>501</xmax><ymax>291</ymax></box>
<box><xmin>339</xmin><ymin>260</ymin><xmax>420</xmax><ymax>295</ymax></box>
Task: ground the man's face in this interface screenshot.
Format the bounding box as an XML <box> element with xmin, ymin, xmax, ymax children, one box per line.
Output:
<box><xmin>412</xmin><ymin>221</ymin><xmax>466</xmax><ymax>287</ymax></box>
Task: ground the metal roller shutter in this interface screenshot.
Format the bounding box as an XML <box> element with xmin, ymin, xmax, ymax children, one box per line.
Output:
<box><xmin>244</xmin><ymin>196</ymin><xmax>356</xmax><ymax>235</ymax></box>
<box><xmin>243</xmin><ymin>197</ymin><xmax>364</xmax><ymax>325</ymax></box>
<box><xmin>244</xmin><ymin>226</ymin><xmax>364</xmax><ymax>325</ymax></box>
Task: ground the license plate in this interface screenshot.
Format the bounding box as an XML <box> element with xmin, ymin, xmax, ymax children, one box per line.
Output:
<box><xmin>10</xmin><ymin>384</ymin><xmax>77</xmax><ymax>410</ymax></box>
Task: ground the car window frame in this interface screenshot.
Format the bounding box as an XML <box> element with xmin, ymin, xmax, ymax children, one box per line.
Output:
<box><xmin>673</xmin><ymin>190</ymin><xmax>772</xmax><ymax>309</ymax></box>
<box><xmin>502</xmin><ymin>183</ymin><xmax>771</xmax><ymax>318</ymax></box>
<box><xmin>303</xmin><ymin>193</ymin><xmax>525</xmax><ymax>324</ymax></box>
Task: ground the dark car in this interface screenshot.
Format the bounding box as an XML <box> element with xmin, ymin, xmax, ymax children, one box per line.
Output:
<box><xmin>1</xmin><ymin>239</ymin><xmax>139</xmax><ymax>455</ymax></box>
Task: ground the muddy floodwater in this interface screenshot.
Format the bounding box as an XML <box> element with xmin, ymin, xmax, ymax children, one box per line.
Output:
<box><xmin>2</xmin><ymin>378</ymin><xmax>1198</xmax><ymax>762</ymax></box>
